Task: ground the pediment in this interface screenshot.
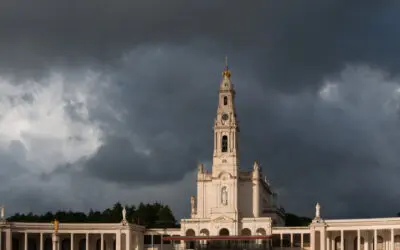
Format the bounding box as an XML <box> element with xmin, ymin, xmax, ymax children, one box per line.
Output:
<box><xmin>213</xmin><ymin>216</ymin><xmax>234</xmax><ymax>223</ymax></box>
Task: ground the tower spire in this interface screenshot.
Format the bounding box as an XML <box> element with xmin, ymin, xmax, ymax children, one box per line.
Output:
<box><xmin>213</xmin><ymin>57</ymin><xmax>239</xmax><ymax>170</ymax></box>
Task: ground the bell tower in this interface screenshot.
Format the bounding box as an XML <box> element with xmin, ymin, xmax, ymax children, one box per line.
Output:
<box><xmin>212</xmin><ymin>57</ymin><xmax>240</xmax><ymax>174</ymax></box>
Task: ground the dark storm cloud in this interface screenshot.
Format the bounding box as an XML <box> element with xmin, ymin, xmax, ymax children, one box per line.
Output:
<box><xmin>82</xmin><ymin>47</ymin><xmax>220</xmax><ymax>185</ymax></box>
<box><xmin>1</xmin><ymin>0</ymin><xmax>400</xmax><ymax>219</ymax></box>
<box><xmin>1</xmin><ymin>0</ymin><xmax>399</xmax><ymax>89</ymax></box>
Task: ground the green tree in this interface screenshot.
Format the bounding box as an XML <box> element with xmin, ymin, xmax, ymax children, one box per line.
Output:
<box><xmin>156</xmin><ymin>205</ymin><xmax>176</xmax><ymax>227</ymax></box>
<box><xmin>285</xmin><ymin>213</ymin><xmax>312</xmax><ymax>226</ymax></box>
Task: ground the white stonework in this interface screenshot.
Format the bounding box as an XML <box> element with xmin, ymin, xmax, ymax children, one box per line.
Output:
<box><xmin>180</xmin><ymin>64</ymin><xmax>284</xmax><ymax>239</ymax></box>
<box><xmin>1</xmin><ymin>65</ymin><xmax>400</xmax><ymax>250</ymax></box>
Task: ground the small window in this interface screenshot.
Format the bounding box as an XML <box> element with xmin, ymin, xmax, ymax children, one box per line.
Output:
<box><xmin>223</xmin><ymin>96</ymin><xmax>228</xmax><ymax>105</ymax></box>
<box><xmin>222</xmin><ymin>135</ymin><xmax>228</xmax><ymax>152</ymax></box>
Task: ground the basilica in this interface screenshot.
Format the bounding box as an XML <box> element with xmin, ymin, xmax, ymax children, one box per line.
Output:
<box><xmin>1</xmin><ymin>64</ymin><xmax>400</xmax><ymax>250</ymax></box>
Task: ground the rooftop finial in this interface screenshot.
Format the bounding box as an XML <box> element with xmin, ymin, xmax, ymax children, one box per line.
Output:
<box><xmin>222</xmin><ymin>56</ymin><xmax>231</xmax><ymax>78</ymax></box>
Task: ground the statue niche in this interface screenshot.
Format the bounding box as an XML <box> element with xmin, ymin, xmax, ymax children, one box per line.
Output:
<box><xmin>190</xmin><ymin>196</ymin><xmax>197</xmax><ymax>215</ymax></box>
<box><xmin>221</xmin><ymin>186</ymin><xmax>228</xmax><ymax>206</ymax></box>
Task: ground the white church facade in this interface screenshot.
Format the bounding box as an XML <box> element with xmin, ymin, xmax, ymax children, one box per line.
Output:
<box><xmin>1</xmin><ymin>64</ymin><xmax>400</xmax><ymax>250</ymax></box>
<box><xmin>179</xmin><ymin>62</ymin><xmax>284</xmax><ymax>239</ymax></box>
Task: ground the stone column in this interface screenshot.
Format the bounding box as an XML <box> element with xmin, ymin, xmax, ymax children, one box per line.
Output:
<box><xmin>40</xmin><ymin>233</ymin><xmax>44</xmax><ymax>250</ymax></box>
<box><xmin>340</xmin><ymin>230</ymin><xmax>344</xmax><ymax>250</ymax></box>
<box><xmin>357</xmin><ymin>230</ymin><xmax>361</xmax><ymax>250</ymax></box>
<box><xmin>321</xmin><ymin>228</ymin><xmax>326</xmax><ymax>250</ymax></box>
<box><xmin>391</xmin><ymin>229</ymin><xmax>395</xmax><ymax>250</ymax></box>
<box><xmin>290</xmin><ymin>234</ymin><xmax>293</xmax><ymax>247</ymax></box>
<box><xmin>374</xmin><ymin>230</ymin><xmax>377</xmax><ymax>250</ymax></box>
<box><xmin>5</xmin><ymin>229</ymin><xmax>11</xmax><ymax>250</ymax></box>
<box><xmin>301</xmin><ymin>233</ymin><xmax>304</xmax><ymax>249</ymax></box>
<box><xmin>101</xmin><ymin>233</ymin><xmax>104</xmax><ymax>250</ymax></box>
<box><xmin>280</xmin><ymin>233</ymin><xmax>283</xmax><ymax>248</ymax></box>
<box><xmin>126</xmin><ymin>231</ymin><xmax>131</xmax><ymax>250</ymax></box>
<box><xmin>24</xmin><ymin>232</ymin><xmax>28</xmax><ymax>250</ymax></box>
<box><xmin>52</xmin><ymin>233</ymin><xmax>59</xmax><ymax>250</ymax></box>
<box><xmin>86</xmin><ymin>233</ymin><xmax>89</xmax><ymax>250</ymax></box>
<box><xmin>133</xmin><ymin>234</ymin><xmax>138</xmax><ymax>250</ymax></box>
<box><xmin>311</xmin><ymin>229</ymin><xmax>315</xmax><ymax>250</ymax></box>
<box><xmin>116</xmin><ymin>231</ymin><xmax>121</xmax><ymax>250</ymax></box>
<box><xmin>70</xmin><ymin>233</ymin><xmax>74</xmax><ymax>250</ymax></box>
<box><xmin>326</xmin><ymin>235</ymin><xmax>330</xmax><ymax>250</ymax></box>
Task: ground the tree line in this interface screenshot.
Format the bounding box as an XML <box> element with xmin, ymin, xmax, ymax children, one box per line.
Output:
<box><xmin>7</xmin><ymin>201</ymin><xmax>312</xmax><ymax>227</ymax></box>
<box><xmin>8</xmin><ymin>202</ymin><xmax>178</xmax><ymax>228</ymax></box>
<box><xmin>284</xmin><ymin>213</ymin><xmax>312</xmax><ymax>226</ymax></box>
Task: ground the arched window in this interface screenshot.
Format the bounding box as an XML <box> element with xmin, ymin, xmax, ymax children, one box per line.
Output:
<box><xmin>223</xmin><ymin>96</ymin><xmax>228</xmax><ymax>105</ymax></box>
<box><xmin>353</xmin><ymin>237</ymin><xmax>365</xmax><ymax>250</ymax></box>
<box><xmin>221</xmin><ymin>136</ymin><xmax>228</xmax><ymax>152</ymax></box>
<box><xmin>219</xmin><ymin>228</ymin><xmax>230</xmax><ymax>236</ymax></box>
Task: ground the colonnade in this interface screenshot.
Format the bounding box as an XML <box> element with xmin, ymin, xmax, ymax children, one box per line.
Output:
<box><xmin>0</xmin><ymin>229</ymin><xmax>143</xmax><ymax>250</ymax></box>
<box><xmin>311</xmin><ymin>228</ymin><xmax>400</xmax><ymax>250</ymax></box>
<box><xmin>274</xmin><ymin>232</ymin><xmax>311</xmax><ymax>248</ymax></box>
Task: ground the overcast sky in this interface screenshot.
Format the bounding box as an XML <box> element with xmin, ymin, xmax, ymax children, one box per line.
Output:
<box><xmin>1</xmin><ymin>0</ymin><xmax>400</xmax><ymax>220</ymax></box>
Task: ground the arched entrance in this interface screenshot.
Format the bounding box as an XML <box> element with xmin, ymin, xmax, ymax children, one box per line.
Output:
<box><xmin>373</xmin><ymin>236</ymin><xmax>384</xmax><ymax>250</ymax></box>
<box><xmin>335</xmin><ymin>237</ymin><xmax>340</xmax><ymax>250</ymax></box>
<box><xmin>241</xmin><ymin>228</ymin><xmax>251</xmax><ymax>236</ymax></box>
<box><xmin>199</xmin><ymin>229</ymin><xmax>210</xmax><ymax>247</ymax></box>
<box><xmin>186</xmin><ymin>229</ymin><xmax>196</xmax><ymax>249</ymax></box>
<box><xmin>256</xmin><ymin>228</ymin><xmax>267</xmax><ymax>245</ymax></box>
<box><xmin>241</xmin><ymin>228</ymin><xmax>252</xmax><ymax>245</ymax></box>
<box><xmin>219</xmin><ymin>228</ymin><xmax>229</xmax><ymax>236</ymax></box>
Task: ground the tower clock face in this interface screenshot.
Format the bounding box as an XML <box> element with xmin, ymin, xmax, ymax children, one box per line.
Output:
<box><xmin>222</xmin><ymin>113</ymin><xmax>229</xmax><ymax>121</ymax></box>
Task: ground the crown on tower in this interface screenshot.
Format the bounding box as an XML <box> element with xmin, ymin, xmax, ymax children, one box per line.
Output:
<box><xmin>222</xmin><ymin>56</ymin><xmax>231</xmax><ymax>78</ymax></box>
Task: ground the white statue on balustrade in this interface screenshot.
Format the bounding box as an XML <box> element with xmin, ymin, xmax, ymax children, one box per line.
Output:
<box><xmin>0</xmin><ymin>206</ymin><xmax>4</xmax><ymax>220</ymax></box>
<box><xmin>315</xmin><ymin>203</ymin><xmax>321</xmax><ymax>219</ymax></box>
<box><xmin>122</xmin><ymin>206</ymin><xmax>127</xmax><ymax>225</ymax></box>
